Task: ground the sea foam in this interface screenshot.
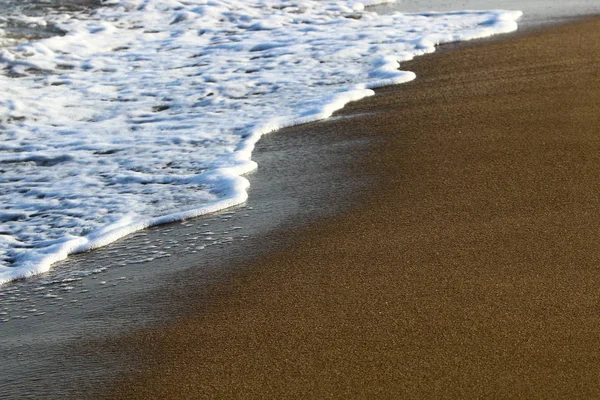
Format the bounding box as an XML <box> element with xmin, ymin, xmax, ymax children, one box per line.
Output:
<box><xmin>0</xmin><ymin>0</ymin><xmax>522</xmax><ymax>284</ymax></box>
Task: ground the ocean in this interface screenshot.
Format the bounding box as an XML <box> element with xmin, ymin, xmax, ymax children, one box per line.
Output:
<box><xmin>0</xmin><ymin>0</ymin><xmax>100</xmax><ymax>47</ymax></box>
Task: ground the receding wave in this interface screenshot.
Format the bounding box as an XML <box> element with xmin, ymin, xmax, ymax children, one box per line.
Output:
<box><xmin>0</xmin><ymin>0</ymin><xmax>522</xmax><ymax>284</ymax></box>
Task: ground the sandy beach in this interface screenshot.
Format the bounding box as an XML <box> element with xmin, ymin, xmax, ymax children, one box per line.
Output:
<box><xmin>94</xmin><ymin>16</ymin><xmax>600</xmax><ymax>399</ymax></box>
<box><xmin>2</xmin><ymin>6</ymin><xmax>600</xmax><ymax>400</ymax></box>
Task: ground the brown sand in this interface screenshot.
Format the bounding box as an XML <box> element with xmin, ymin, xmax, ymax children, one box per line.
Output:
<box><xmin>112</xmin><ymin>18</ymin><xmax>600</xmax><ymax>399</ymax></box>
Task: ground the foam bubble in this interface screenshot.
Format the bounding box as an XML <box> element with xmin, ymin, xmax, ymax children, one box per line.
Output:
<box><xmin>0</xmin><ymin>0</ymin><xmax>521</xmax><ymax>284</ymax></box>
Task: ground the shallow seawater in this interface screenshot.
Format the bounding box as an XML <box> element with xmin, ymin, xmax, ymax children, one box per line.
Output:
<box><xmin>0</xmin><ymin>209</ymin><xmax>250</xmax><ymax>326</ymax></box>
<box><xmin>0</xmin><ymin>0</ymin><xmax>100</xmax><ymax>46</ymax></box>
<box><xmin>0</xmin><ymin>0</ymin><xmax>521</xmax><ymax>285</ymax></box>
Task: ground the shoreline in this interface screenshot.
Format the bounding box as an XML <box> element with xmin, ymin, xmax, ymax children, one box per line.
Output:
<box><xmin>107</xmin><ymin>16</ymin><xmax>600</xmax><ymax>399</ymax></box>
<box><xmin>2</xmin><ymin>2</ymin><xmax>596</xmax><ymax>287</ymax></box>
<box><xmin>2</xmin><ymin>12</ymin><xmax>600</xmax><ymax>400</ymax></box>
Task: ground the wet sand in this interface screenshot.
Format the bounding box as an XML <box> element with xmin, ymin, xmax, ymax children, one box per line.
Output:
<box><xmin>104</xmin><ymin>16</ymin><xmax>600</xmax><ymax>399</ymax></box>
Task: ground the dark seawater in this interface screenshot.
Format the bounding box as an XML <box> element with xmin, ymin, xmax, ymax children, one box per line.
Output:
<box><xmin>0</xmin><ymin>0</ymin><xmax>100</xmax><ymax>46</ymax></box>
<box><xmin>372</xmin><ymin>0</ymin><xmax>600</xmax><ymax>28</ymax></box>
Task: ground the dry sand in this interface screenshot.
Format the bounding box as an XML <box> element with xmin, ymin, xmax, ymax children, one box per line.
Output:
<box><xmin>111</xmin><ymin>17</ymin><xmax>600</xmax><ymax>399</ymax></box>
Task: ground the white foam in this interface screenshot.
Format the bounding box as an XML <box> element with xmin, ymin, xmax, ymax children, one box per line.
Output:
<box><xmin>0</xmin><ymin>0</ymin><xmax>522</xmax><ymax>284</ymax></box>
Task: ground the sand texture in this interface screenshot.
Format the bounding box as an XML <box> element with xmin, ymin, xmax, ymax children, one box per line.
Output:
<box><xmin>112</xmin><ymin>17</ymin><xmax>600</xmax><ymax>399</ymax></box>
